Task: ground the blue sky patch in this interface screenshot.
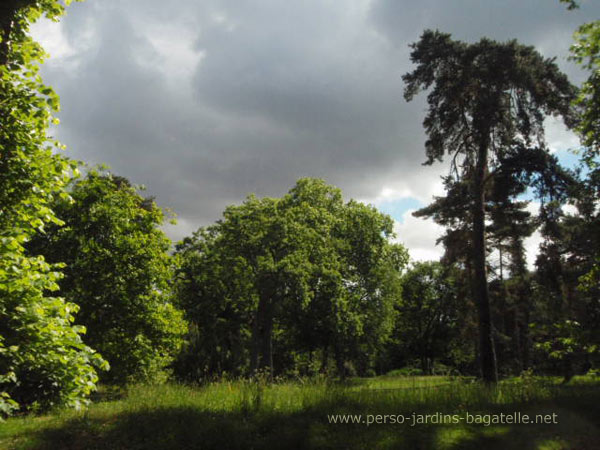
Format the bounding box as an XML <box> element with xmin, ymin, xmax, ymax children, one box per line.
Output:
<box><xmin>376</xmin><ymin>197</ymin><xmax>424</xmax><ymax>223</ymax></box>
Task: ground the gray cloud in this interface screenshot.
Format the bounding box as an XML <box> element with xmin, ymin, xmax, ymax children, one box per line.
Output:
<box><xmin>34</xmin><ymin>0</ymin><xmax>600</xmax><ymax>241</ymax></box>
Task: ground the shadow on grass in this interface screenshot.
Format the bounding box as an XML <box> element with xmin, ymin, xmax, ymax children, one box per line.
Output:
<box><xmin>6</xmin><ymin>387</ymin><xmax>600</xmax><ymax>450</ymax></box>
<box><xmin>7</xmin><ymin>407</ymin><xmax>413</xmax><ymax>450</ymax></box>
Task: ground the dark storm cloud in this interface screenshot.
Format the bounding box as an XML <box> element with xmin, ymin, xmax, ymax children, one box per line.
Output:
<box><xmin>35</xmin><ymin>0</ymin><xmax>600</xmax><ymax>240</ymax></box>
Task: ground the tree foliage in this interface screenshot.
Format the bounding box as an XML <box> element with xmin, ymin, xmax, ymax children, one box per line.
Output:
<box><xmin>534</xmin><ymin>0</ymin><xmax>600</xmax><ymax>378</ymax></box>
<box><xmin>568</xmin><ymin>7</ymin><xmax>600</xmax><ymax>299</ymax></box>
<box><xmin>0</xmin><ymin>0</ymin><xmax>108</xmax><ymax>416</ymax></box>
<box><xmin>175</xmin><ymin>178</ymin><xmax>407</xmax><ymax>379</ymax></box>
<box><xmin>388</xmin><ymin>262</ymin><xmax>462</xmax><ymax>375</ymax></box>
<box><xmin>28</xmin><ymin>170</ymin><xmax>187</xmax><ymax>384</ymax></box>
<box><xmin>403</xmin><ymin>29</ymin><xmax>577</xmax><ymax>382</ymax></box>
<box><xmin>571</xmin><ymin>20</ymin><xmax>600</xmax><ymax>162</ymax></box>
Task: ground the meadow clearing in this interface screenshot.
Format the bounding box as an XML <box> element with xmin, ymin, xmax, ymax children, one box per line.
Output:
<box><xmin>1</xmin><ymin>374</ymin><xmax>598</xmax><ymax>450</ymax></box>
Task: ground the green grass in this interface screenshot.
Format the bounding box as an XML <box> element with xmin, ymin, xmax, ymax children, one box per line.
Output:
<box><xmin>1</xmin><ymin>375</ymin><xmax>598</xmax><ymax>449</ymax></box>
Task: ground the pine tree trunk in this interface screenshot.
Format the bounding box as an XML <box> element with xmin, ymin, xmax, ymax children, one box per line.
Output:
<box><xmin>472</xmin><ymin>141</ymin><xmax>498</xmax><ymax>383</ymax></box>
<box><xmin>521</xmin><ymin>308</ymin><xmax>530</xmax><ymax>370</ymax></box>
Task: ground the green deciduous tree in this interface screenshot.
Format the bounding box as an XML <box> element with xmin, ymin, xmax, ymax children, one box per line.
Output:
<box><xmin>173</xmin><ymin>227</ymin><xmax>254</xmax><ymax>380</ymax></box>
<box><xmin>568</xmin><ymin>11</ymin><xmax>600</xmax><ymax>300</ymax></box>
<box><xmin>571</xmin><ymin>20</ymin><xmax>600</xmax><ymax>162</ymax></box>
<box><xmin>531</xmin><ymin>174</ymin><xmax>599</xmax><ymax>381</ymax></box>
<box><xmin>389</xmin><ymin>261</ymin><xmax>462</xmax><ymax>375</ymax></box>
<box><xmin>175</xmin><ymin>178</ymin><xmax>407</xmax><ymax>380</ymax></box>
<box><xmin>0</xmin><ymin>0</ymin><xmax>108</xmax><ymax>416</ymax></box>
<box><xmin>403</xmin><ymin>30</ymin><xmax>577</xmax><ymax>382</ymax></box>
<box><xmin>529</xmin><ymin>3</ymin><xmax>600</xmax><ymax>381</ymax></box>
<box><xmin>28</xmin><ymin>170</ymin><xmax>187</xmax><ymax>384</ymax></box>
<box><xmin>287</xmin><ymin>198</ymin><xmax>407</xmax><ymax>377</ymax></box>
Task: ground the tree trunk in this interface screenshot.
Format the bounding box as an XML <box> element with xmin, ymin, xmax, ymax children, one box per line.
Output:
<box><xmin>521</xmin><ymin>308</ymin><xmax>530</xmax><ymax>370</ymax></box>
<box><xmin>421</xmin><ymin>356</ymin><xmax>432</xmax><ymax>375</ymax></box>
<box><xmin>512</xmin><ymin>308</ymin><xmax>520</xmax><ymax>371</ymax></box>
<box><xmin>250</xmin><ymin>295</ymin><xmax>273</xmax><ymax>377</ymax></box>
<box><xmin>334</xmin><ymin>343</ymin><xmax>345</xmax><ymax>379</ymax></box>
<box><xmin>472</xmin><ymin>141</ymin><xmax>498</xmax><ymax>383</ymax></box>
<box><xmin>321</xmin><ymin>345</ymin><xmax>329</xmax><ymax>374</ymax></box>
<box><xmin>260</xmin><ymin>307</ymin><xmax>273</xmax><ymax>378</ymax></box>
<box><xmin>562</xmin><ymin>356</ymin><xmax>574</xmax><ymax>384</ymax></box>
<box><xmin>250</xmin><ymin>311</ymin><xmax>260</xmax><ymax>374</ymax></box>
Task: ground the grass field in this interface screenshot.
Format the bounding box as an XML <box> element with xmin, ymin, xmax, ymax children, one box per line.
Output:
<box><xmin>1</xmin><ymin>375</ymin><xmax>599</xmax><ymax>449</ymax></box>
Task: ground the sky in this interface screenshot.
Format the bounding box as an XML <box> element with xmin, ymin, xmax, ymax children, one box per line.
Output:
<box><xmin>31</xmin><ymin>0</ymin><xmax>599</xmax><ymax>265</ymax></box>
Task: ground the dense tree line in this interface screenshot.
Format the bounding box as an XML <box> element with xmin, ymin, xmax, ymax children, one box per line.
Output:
<box><xmin>173</xmin><ymin>179</ymin><xmax>407</xmax><ymax>380</ymax></box>
<box><xmin>1</xmin><ymin>0</ymin><xmax>599</xmax><ymax>418</ymax></box>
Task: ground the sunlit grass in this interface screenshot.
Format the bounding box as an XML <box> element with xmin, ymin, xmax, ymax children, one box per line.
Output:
<box><xmin>1</xmin><ymin>375</ymin><xmax>598</xmax><ymax>449</ymax></box>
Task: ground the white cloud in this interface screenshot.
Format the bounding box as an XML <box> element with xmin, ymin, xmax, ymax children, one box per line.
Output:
<box><xmin>545</xmin><ymin>117</ymin><xmax>580</xmax><ymax>154</ymax></box>
<box><xmin>31</xmin><ymin>19</ymin><xmax>74</xmax><ymax>60</ymax></box>
<box><xmin>144</xmin><ymin>26</ymin><xmax>206</xmax><ymax>87</ymax></box>
<box><xmin>523</xmin><ymin>230</ymin><xmax>543</xmax><ymax>269</ymax></box>
<box><xmin>392</xmin><ymin>209</ymin><xmax>445</xmax><ymax>262</ymax></box>
<box><xmin>31</xmin><ymin>15</ymin><xmax>96</xmax><ymax>73</ymax></box>
<box><xmin>356</xmin><ymin>168</ymin><xmax>446</xmax><ymax>208</ymax></box>
<box><xmin>28</xmin><ymin>0</ymin><xmax>600</xmax><ymax>244</ymax></box>
<box><xmin>392</xmin><ymin>201</ymin><xmax>553</xmax><ymax>269</ymax></box>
